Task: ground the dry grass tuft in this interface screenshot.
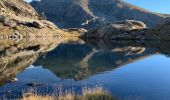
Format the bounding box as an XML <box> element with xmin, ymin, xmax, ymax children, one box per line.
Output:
<box><xmin>22</xmin><ymin>87</ymin><xmax>116</xmax><ymax>100</ymax></box>
<box><xmin>22</xmin><ymin>95</ymin><xmax>54</xmax><ymax>100</ymax></box>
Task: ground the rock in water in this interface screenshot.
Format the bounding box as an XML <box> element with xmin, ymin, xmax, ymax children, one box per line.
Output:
<box><xmin>27</xmin><ymin>83</ymin><xmax>44</xmax><ymax>87</ymax></box>
<box><xmin>10</xmin><ymin>78</ymin><xmax>18</xmax><ymax>83</ymax></box>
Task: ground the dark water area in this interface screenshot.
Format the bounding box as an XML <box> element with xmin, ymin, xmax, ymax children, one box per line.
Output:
<box><xmin>1</xmin><ymin>38</ymin><xmax>170</xmax><ymax>100</ymax></box>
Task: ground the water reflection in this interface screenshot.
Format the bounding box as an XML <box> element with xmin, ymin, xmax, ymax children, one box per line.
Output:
<box><xmin>0</xmin><ymin>37</ymin><xmax>81</xmax><ymax>85</ymax></box>
<box><xmin>1</xmin><ymin>38</ymin><xmax>170</xmax><ymax>99</ymax></box>
<box><xmin>35</xmin><ymin>40</ymin><xmax>160</xmax><ymax>80</ymax></box>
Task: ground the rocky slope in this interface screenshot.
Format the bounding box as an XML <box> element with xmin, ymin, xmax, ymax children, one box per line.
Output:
<box><xmin>0</xmin><ymin>0</ymin><xmax>70</xmax><ymax>39</ymax></box>
<box><xmin>84</xmin><ymin>19</ymin><xmax>170</xmax><ymax>41</ymax></box>
<box><xmin>30</xmin><ymin>0</ymin><xmax>169</xmax><ymax>29</ymax></box>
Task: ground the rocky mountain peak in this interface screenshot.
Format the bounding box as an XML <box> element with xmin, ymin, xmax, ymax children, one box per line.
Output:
<box><xmin>30</xmin><ymin>0</ymin><xmax>169</xmax><ymax>29</ymax></box>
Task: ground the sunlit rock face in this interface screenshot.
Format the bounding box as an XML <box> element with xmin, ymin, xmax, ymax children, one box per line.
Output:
<box><xmin>30</xmin><ymin>0</ymin><xmax>167</xmax><ymax>29</ymax></box>
<box><xmin>0</xmin><ymin>0</ymin><xmax>68</xmax><ymax>39</ymax></box>
<box><xmin>0</xmin><ymin>0</ymin><xmax>40</xmax><ymax>19</ymax></box>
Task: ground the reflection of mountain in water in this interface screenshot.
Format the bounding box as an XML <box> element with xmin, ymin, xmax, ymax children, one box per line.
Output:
<box><xmin>35</xmin><ymin>40</ymin><xmax>166</xmax><ymax>80</ymax></box>
<box><xmin>1</xmin><ymin>37</ymin><xmax>170</xmax><ymax>83</ymax></box>
<box><xmin>0</xmin><ymin>37</ymin><xmax>73</xmax><ymax>85</ymax></box>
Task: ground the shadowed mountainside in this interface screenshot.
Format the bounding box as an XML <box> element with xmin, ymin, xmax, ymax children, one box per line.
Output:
<box><xmin>30</xmin><ymin>0</ymin><xmax>169</xmax><ymax>29</ymax></box>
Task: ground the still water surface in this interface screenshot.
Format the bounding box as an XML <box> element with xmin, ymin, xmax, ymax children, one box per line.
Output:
<box><xmin>0</xmin><ymin>39</ymin><xmax>170</xmax><ymax>100</ymax></box>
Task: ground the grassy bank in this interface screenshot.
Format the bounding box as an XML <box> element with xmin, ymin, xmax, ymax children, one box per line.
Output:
<box><xmin>22</xmin><ymin>87</ymin><xmax>116</xmax><ymax>100</ymax></box>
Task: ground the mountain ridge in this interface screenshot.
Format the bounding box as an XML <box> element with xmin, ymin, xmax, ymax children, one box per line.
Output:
<box><xmin>30</xmin><ymin>0</ymin><xmax>169</xmax><ymax>29</ymax></box>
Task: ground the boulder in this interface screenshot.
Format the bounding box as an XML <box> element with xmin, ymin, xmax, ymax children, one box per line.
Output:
<box><xmin>115</xmin><ymin>20</ymin><xmax>146</xmax><ymax>30</ymax></box>
<box><xmin>84</xmin><ymin>19</ymin><xmax>170</xmax><ymax>41</ymax></box>
<box><xmin>32</xmin><ymin>21</ymin><xmax>44</xmax><ymax>29</ymax></box>
<box><xmin>10</xmin><ymin>78</ymin><xmax>18</xmax><ymax>83</ymax></box>
<box><xmin>84</xmin><ymin>20</ymin><xmax>147</xmax><ymax>39</ymax></box>
<box><xmin>27</xmin><ymin>82</ymin><xmax>44</xmax><ymax>87</ymax></box>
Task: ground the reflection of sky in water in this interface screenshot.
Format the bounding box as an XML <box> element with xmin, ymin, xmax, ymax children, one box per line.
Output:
<box><xmin>1</xmin><ymin>55</ymin><xmax>170</xmax><ymax>100</ymax></box>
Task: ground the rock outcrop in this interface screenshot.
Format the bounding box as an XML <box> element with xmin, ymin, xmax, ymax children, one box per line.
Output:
<box><xmin>84</xmin><ymin>20</ymin><xmax>146</xmax><ymax>39</ymax></box>
<box><xmin>30</xmin><ymin>0</ymin><xmax>169</xmax><ymax>29</ymax></box>
<box><xmin>0</xmin><ymin>0</ymin><xmax>70</xmax><ymax>39</ymax></box>
<box><xmin>83</xmin><ymin>20</ymin><xmax>170</xmax><ymax>41</ymax></box>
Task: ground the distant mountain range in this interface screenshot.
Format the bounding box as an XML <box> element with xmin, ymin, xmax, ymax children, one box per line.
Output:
<box><xmin>30</xmin><ymin>0</ymin><xmax>169</xmax><ymax>29</ymax></box>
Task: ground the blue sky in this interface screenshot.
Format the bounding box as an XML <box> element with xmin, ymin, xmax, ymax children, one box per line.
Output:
<box><xmin>25</xmin><ymin>0</ymin><xmax>170</xmax><ymax>14</ymax></box>
<box><xmin>126</xmin><ymin>0</ymin><xmax>170</xmax><ymax>14</ymax></box>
